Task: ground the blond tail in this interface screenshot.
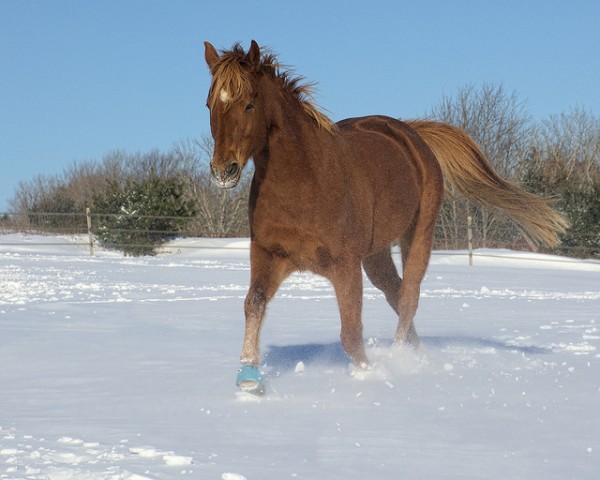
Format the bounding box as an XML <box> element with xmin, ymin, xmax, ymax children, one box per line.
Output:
<box><xmin>407</xmin><ymin>120</ymin><xmax>569</xmax><ymax>249</ymax></box>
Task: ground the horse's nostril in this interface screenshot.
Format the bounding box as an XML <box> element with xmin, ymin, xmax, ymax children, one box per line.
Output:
<box><xmin>226</xmin><ymin>162</ymin><xmax>239</xmax><ymax>177</ymax></box>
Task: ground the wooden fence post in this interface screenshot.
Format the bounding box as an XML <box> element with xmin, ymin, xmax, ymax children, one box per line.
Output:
<box><xmin>86</xmin><ymin>207</ymin><xmax>94</xmax><ymax>256</ymax></box>
<box><xmin>467</xmin><ymin>214</ymin><xmax>473</xmax><ymax>266</ymax></box>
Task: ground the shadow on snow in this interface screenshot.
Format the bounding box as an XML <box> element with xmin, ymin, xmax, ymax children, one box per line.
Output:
<box><xmin>263</xmin><ymin>336</ymin><xmax>551</xmax><ymax>373</ymax></box>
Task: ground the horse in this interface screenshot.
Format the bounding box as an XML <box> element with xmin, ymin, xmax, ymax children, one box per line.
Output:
<box><xmin>203</xmin><ymin>40</ymin><xmax>568</xmax><ymax>393</ymax></box>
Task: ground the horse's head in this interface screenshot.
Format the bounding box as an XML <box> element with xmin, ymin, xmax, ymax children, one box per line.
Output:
<box><xmin>204</xmin><ymin>40</ymin><xmax>266</xmax><ymax>189</ymax></box>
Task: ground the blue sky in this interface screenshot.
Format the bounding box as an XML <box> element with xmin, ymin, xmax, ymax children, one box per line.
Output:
<box><xmin>1</xmin><ymin>0</ymin><xmax>599</xmax><ymax>211</ymax></box>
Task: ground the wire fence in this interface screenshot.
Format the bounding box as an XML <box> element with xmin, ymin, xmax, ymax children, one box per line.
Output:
<box><xmin>1</xmin><ymin>210</ymin><xmax>598</xmax><ymax>261</ymax></box>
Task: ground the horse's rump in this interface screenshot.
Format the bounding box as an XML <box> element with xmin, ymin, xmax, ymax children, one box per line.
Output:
<box><xmin>330</xmin><ymin>116</ymin><xmax>444</xmax><ymax>253</ymax></box>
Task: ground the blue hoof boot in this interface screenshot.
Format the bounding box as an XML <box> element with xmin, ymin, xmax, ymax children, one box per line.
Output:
<box><xmin>236</xmin><ymin>365</ymin><xmax>264</xmax><ymax>395</ymax></box>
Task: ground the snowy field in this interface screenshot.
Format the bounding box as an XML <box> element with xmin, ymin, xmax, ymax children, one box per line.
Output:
<box><xmin>1</xmin><ymin>234</ymin><xmax>599</xmax><ymax>480</ymax></box>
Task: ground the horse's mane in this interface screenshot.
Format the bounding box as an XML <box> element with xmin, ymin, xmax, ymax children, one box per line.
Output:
<box><xmin>208</xmin><ymin>44</ymin><xmax>336</xmax><ymax>133</ymax></box>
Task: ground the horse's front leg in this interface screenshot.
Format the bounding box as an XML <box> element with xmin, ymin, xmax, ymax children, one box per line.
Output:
<box><xmin>240</xmin><ymin>242</ymin><xmax>292</xmax><ymax>367</ymax></box>
<box><xmin>331</xmin><ymin>260</ymin><xmax>369</xmax><ymax>368</ymax></box>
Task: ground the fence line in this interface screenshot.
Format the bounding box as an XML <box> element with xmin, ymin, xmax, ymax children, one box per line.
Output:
<box><xmin>1</xmin><ymin>210</ymin><xmax>598</xmax><ymax>262</ymax></box>
<box><xmin>1</xmin><ymin>235</ymin><xmax>598</xmax><ymax>268</ymax></box>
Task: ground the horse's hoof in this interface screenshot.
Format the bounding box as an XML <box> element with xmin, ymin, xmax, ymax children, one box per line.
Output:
<box><xmin>236</xmin><ymin>365</ymin><xmax>265</xmax><ymax>395</ymax></box>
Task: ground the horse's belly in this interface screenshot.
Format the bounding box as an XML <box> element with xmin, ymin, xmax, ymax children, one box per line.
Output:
<box><xmin>251</xmin><ymin>199</ymin><xmax>362</xmax><ymax>274</ymax></box>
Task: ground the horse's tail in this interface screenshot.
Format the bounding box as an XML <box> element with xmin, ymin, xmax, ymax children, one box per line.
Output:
<box><xmin>407</xmin><ymin>120</ymin><xmax>569</xmax><ymax>249</ymax></box>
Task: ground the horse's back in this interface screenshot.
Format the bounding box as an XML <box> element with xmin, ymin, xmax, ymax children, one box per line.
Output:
<box><xmin>336</xmin><ymin>116</ymin><xmax>442</xmax><ymax>176</ymax></box>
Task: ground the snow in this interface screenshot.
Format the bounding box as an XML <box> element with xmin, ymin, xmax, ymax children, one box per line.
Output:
<box><xmin>1</xmin><ymin>233</ymin><xmax>599</xmax><ymax>479</ymax></box>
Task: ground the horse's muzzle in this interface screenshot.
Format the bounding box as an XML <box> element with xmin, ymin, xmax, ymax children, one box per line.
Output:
<box><xmin>211</xmin><ymin>161</ymin><xmax>241</xmax><ymax>189</ymax></box>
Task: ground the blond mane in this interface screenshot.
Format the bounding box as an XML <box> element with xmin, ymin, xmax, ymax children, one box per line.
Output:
<box><xmin>208</xmin><ymin>44</ymin><xmax>336</xmax><ymax>133</ymax></box>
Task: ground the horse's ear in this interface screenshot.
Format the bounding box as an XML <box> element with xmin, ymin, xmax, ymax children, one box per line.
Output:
<box><xmin>247</xmin><ymin>40</ymin><xmax>261</xmax><ymax>69</ymax></box>
<box><xmin>204</xmin><ymin>41</ymin><xmax>219</xmax><ymax>71</ymax></box>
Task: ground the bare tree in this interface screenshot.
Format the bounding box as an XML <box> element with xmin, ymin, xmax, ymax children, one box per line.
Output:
<box><xmin>522</xmin><ymin>107</ymin><xmax>600</xmax><ymax>258</ymax></box>
<box><xmin>528</xmin><ymin>107</ymin><xmax>600</xmax><ymax>189</ymax></box>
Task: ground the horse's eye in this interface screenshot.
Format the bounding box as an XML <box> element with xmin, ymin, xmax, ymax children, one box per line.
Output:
<box><xmin>245</xmin><ymin>101</ymin><xmax>255</xmax><ymax>111</ymax></box>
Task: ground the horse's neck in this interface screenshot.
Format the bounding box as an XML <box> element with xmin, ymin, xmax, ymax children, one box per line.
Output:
<box><xmin>258</xmin><ymin>92</ymin><xmax>331</xmax><ymax>178</ymax></box>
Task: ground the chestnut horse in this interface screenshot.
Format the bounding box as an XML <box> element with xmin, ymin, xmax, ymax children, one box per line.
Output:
<box><xmin>203</xmin><ymin>41</ymin><xmax>568</xmax><ymax>392</ymax></box>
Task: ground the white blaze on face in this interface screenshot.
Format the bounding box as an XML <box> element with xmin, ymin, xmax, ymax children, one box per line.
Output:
<box><xmin>219</xmin><ymin>89</ymin><xmax>231</xmax><ymax>103</ymax></box>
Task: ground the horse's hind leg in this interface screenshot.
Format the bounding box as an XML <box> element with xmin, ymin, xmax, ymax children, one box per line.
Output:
<box><xmin>363</xmin><ymin>248</ymin><xmax>401</xmax><ymax>314</ymax></box>
<box><xmin>363</xmin><ymin>247</ymin><xmax>419</xmax><ymax>346</ymax></box>
<box><xmin>395</xmin><ymin>228</ymin><xmax>421</xmax><ymax>346</ymax></box>
<box><xmin>395</xmin><ymin>210</ymin><xmax>437</xmax><ymax>347</ymax></box>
